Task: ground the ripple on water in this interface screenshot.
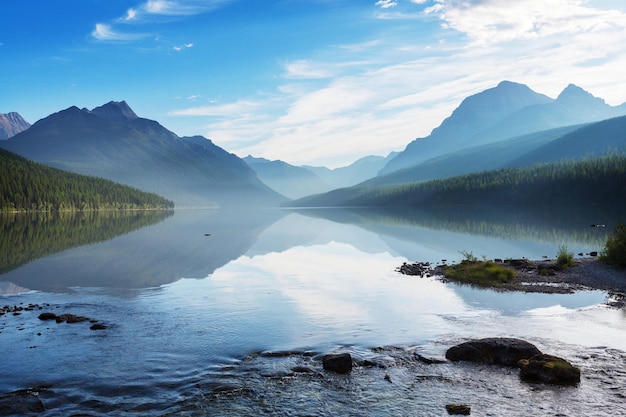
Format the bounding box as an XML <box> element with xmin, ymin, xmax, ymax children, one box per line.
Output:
<box><xmin>168</xmin><ymin>344</ymin><xmax>626</xmax><ymax>417</ymax></box>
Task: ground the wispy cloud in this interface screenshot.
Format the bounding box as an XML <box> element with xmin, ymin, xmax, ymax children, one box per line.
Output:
<box><xmin>168</xmin><ymin>1</ymin><xmax>626</xmax><ymax>168</ymax></box>
<box><xmin>93</xmin><ymin>0</ymin><xmax>236</xmax><ymax>42</ymax></box>
<box><xmin>173</xmin><ymin>43</ymin><xmax>193</xmax><ymax>51</ymax></box>
<box><xmin>91</xmin><ymin>23</ymin><xmax>150</xmax><ymax>42</ymax></box>
<box><xmin>376</xmin><ymin>0</ymin><xmax>398</xmax><ymax>8</ymax></box>
<box><xmin>121</xmin><ymin>0</ymin><xmax>235</xmax><ymax>21</ymax></box>
<box><xmin>283</xmin><ymin>59</ymin><xmax>333</xmax><ymax>79</ymax></box>
<box><xmin>426</xmin><ymin>0</ymin><xmax>626</xmax><ymax>44</ymax></box>
<box><xmin>170</xmin><ymin>99</ymin><xmax>266</xmax><ymax>117</ymax></box>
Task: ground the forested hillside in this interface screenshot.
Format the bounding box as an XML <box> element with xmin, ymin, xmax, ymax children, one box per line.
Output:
<box><xmin>0</xmin><ymin>102</ymin><xmax>286</xmax><ymax>208</ymax></box>
<box><xmin>0</xmin><ymin>148</ymin><xmax>174</xmax><ymax>212</ymax></box>
<box><xmin>287</xmin><ymin>155</ymin><xmax>626</xmax><ymax>207</ymax></box>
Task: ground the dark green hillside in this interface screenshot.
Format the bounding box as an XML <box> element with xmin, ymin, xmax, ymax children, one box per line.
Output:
<box><xmin>287</xmin><ymin>155</ymin><xmax>626</xmax><ymax>207</ymax></box>
<box><xmin>0</xmin><ymin>148</ymin><xmax>174</xmax><ymax>212</ymax></box>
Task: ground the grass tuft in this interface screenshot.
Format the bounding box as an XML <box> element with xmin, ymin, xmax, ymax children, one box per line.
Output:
<box><xmin>555</xmin><ymin>245</ymin><xmax>576</xmax><ymax>270</ymax></box>
<box><xmin>443</xmin><ymin>260</ymin><xmax>517</xmax><ymax>288</ymax></box>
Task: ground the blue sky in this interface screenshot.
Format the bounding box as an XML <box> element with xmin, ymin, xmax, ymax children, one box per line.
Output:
<box><xmin>2</xmin><ymin>0</ymin><xmax>626</xmax><ymax>168</ymax></box>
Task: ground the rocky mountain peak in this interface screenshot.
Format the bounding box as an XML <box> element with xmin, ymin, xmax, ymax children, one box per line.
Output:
<box><xmin>556</xmin><ymin>84</ymin><xmax>606</xmax><ymax>106</ymax></box>
<box><xmin>0</xmin><ymin>112</ymin><xmax>31</xmax><ymax>139</ymax></box>
<box><xmin>91</xmin><ymin>101</ymin><xmax>138</xmax><ymax>123</ymax></box>
<box><xmin>429</xmin><ymin>81</ymin><xmax>552</xmax><ymax>140</ymax></box>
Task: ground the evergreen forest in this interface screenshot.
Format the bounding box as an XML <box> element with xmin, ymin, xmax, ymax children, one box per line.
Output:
<box><xmin>288</xmin><ymin>155</ymin><xmax>626</xmax><ymax>207</ymax></box>
<box><xmin>0</xmin><ymin>148</ymin><xmax>174</xmax><ymax>212</ymax></box>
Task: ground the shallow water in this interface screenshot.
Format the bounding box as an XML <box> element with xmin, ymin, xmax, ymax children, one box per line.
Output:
<box><xmin>0</xmin><ymin>206</ymin><xmax>625</xmax><ymax>416</ymax></box>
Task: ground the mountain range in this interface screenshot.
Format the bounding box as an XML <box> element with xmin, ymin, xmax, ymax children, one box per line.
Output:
<box><xmin>0</xmin><ymin>112</ymin><xmax>30</xmax><ymax>140</ymax></box>
<box><xmin>2</xmin><ymin>80</ymin><xmax>625</xmax><ymax>209</ymax></box>
<box><xmin>0</xmin><ymin>101</ymin><xmax>285</xmax><ymax>207</ymax></box>
<box><xmin>244</xmin><ymin>153</ymin><xmax>396</xmax><ymax>199</ymax></box>
<box><xmin>245</xmin><ymin>81</ymin><xmax>625</xmax><ymax>201</ymax></box>
<box><xmin>284</xmin><ymin>81</ymin><xmax>626</xmax><ymax>206</ymax></box>
<box><xmin>379</xmin><ymin>81</ymin><xmax>626</xmax><ymax>175</ymax></box>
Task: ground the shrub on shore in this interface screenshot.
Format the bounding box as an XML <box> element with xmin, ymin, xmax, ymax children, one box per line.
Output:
<box><xmin>600</xmin><ymin>223</ymin><xmax>626</xmax><ymax>268</ymax></box>
<box><xmin>555</xmin><ymin>245</ymin><xmax>576</xmax><ymax>270</ymax></box>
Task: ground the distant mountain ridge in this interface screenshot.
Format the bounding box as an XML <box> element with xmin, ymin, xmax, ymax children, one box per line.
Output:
<box><xmin>380</xmin><ymin>81</ymin><xmax>626</xmax><ymax>175</ymax></box>
<box><xmin>244</xmin><ymin>153</ymin><xmax>396</xmax><ymax>199</ymax></box>
<box><xmin>362</xmin><ymin>124</ymin><xmax>587</xmax><ymax>188</ymax></box>
<box><xmin>304</xmin><ymin>153</ymin><xmax>397</xmax><ymax>189</ymax></box>
<box><xmin>243</xmin><ymin>156</ymin><xmax>331</xmax><ymax>200</ymax></box>
<box><xmin>508</xmin><ymin>115</ymin><xmax>626</xmax><ymax>167</ymax></box>
<box><xmin>0</xmin><ymin>102</ymin><xmax>286</xmax><ymax>207</ymax></box>
<box><xmin>0</xmin><ymin>112</ymin><xmax>30</xmax><ymax>139</ymax></box>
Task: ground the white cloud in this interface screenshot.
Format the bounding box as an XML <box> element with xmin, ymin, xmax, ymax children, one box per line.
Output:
<box><xmin>95</xmin><ymin>0</ymin><xmax>236</xmax><ymax>41</ymax></box>
<box><xmin>122</xmin><ymin>8</ymin><xmax>139</xmax><ymax>21</ymax></box>
<box><xmin>173</xmin><ymin>43</ymin><xmax>193</xmax><ymax>51</ymax></box>
<box><xmin>167</xmin><ymin>0</ymin><xmax>626</xmax><ymax>168</ymax></box>
<box><xmin>427</xmin><ymin>0</ymin><xmax>626</xmax><ymax>44</ymax></box>
<box><xmin>376</xmin><ymin>0</ymin><xmax>398</xmax><ymax>8</ymax></box>
<box><xmin>91</xmin><ymin>23</ymin><xmax>149</xmax><ymax>41</ymax></box>
<box><xmin>170</xmin><ymin>99</ymin><xmax>265</xmax><ymax>117</ymax></box>
<box><xmin>130</xmin><ymin>0</ymin><xmax>235</xmax><ymax>20</ymax></box>
<box><xmin>283</xmin><ymin>59</ymin><xmax>332</xmax><ymax>79</ymax></box>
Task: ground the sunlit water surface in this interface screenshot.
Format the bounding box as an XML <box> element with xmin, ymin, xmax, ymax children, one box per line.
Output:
<box><xmin>1</xmin><ymin>207</ymin><xmax>625</xmax><ymax>416</ymax></box>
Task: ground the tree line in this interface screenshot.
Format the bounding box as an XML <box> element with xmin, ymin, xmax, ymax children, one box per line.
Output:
<box><xmin>289</xmin><ymin>154</ymin><xmax>626</xmax><ymax>207</ymax></box>
<box><xmin>0</xmin><ymin>148</ymin><xmax>174</xmax><ymax>212</ymax></box>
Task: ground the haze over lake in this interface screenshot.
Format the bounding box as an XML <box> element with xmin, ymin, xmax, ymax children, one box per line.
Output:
<box><xmin>2</xmin><ymin>205</ymin><xmax>626</xmax><ymax>416</ymax></box>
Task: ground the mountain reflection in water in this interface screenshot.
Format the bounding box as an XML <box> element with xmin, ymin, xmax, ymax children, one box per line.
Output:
<box><xmin>0</xmin><ymin>205</ymin><xmax>625</xmax><ymax>416</ymax></box>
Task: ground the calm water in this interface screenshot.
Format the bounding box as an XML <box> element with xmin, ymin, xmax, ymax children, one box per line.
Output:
<box><xmin>1</xmin><ymin>206</ymin><xmax>626</xmax><ymax>416</ymax></box>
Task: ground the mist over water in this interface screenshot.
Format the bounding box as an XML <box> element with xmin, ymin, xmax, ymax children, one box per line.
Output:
<box><xmin>1</xmin><ymin>205</ymin><xmax>625</xmax><ymax>416</ymax></box>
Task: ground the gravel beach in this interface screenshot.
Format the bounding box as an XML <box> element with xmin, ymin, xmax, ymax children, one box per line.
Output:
<box><xmin>415</xmin><ymin>257</ymin><xmax>626</xmax><ymax>304</ymax></box>
<box><xmin>513</xmin><ymin>258</ymin><xmax>626</xmax><ymax>294</ymax></box>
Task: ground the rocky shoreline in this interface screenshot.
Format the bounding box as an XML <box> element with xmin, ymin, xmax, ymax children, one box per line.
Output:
<box><xmin>399</xmin><ymin>257</ymin><xmax>626</xmax><ymax>305</ymax></box>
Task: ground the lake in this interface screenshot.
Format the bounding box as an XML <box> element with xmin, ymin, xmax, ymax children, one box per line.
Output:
<box><xmin>1</xmin><ymin>205</ymin><xmax>626</xmax><ymax>416</ymax></box>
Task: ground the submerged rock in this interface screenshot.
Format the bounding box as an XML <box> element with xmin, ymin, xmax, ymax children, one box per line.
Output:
<box><xmin>322</xmin><ymin>353</ymin><xmax>352</xmax><ymax>374</ymax></box>
<box><xmin>445</xmin><ymin>338</ymin><xmax>542</xmax><ymax>366</ymax></box>
<box><xmin>0</xmin><ymin>388</ymin><xmax>46</xmax><ymax>415</ymax></box>
<box><xmin>55</xmin><ymin>314</ymin><xmax>90</xmax><ymax>323</ymax></box>
<box><xmin>38</xmin><ymin>312</ymin><xmax>57</xmax><ymax>321</ymax></box>
<box><xmin>291</xmin><ymin>366</ymin><xmax>315</xmax><ymax>374</ymax></box>
<box><xmin>446</xmin><ymin>404</ymin><xmax>471</xmax><ymax>415</ymax></box>
<box><xmin>518</xmin><ymin>354</ymin><xmax>581</xmax><ymax>385</ymax></box>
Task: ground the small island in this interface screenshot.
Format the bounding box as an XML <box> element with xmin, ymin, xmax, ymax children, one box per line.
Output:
<box><xmin>398</xmin><ymin>223</ymin><xmax>626</xmax><ymax>304</ymax></box>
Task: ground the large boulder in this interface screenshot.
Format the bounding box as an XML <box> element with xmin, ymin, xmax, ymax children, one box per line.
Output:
<box><xmin>322</xmin><ymin>353</ymin><xmax>353</xmax><ymax>374</ymax></box>
<box><xmin>445</xmin><ymin>338</ymin><xmax>542</xmax><ymax>366</ymax></box>
<box><xmin>518</xmin><ymin>353</ymin><xmax>581</xmax><ymax>385</ymax></box>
